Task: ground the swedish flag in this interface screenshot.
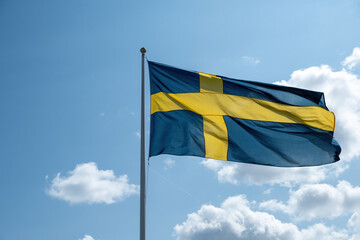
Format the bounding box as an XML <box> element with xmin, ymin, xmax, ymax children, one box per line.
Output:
<box><xmin>148</xmin><ymin>61</ymin><xmax>341</xmax><ymax>167</ymax></box>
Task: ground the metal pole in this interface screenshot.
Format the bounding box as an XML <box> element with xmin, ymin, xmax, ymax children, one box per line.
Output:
<box><xmin>140</xmin><ymin>47</ymin><xmax>146</xmax><ymax>240</ymax></box>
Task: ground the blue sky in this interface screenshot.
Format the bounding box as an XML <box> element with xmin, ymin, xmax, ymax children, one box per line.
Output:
<box><xmin>1</xmin><ymin>1</ymin><xmax>360</xmax><ymax>239</ymax></box>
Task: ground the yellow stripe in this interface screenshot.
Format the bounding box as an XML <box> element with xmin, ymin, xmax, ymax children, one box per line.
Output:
<box><xmin>203</xmin><ymin>116</ymin><xmax>228</xmax><ymax>160</ymax></box>
<box><xmin>199</xmin><ymin>72</ymin><xmax>228</xmax><ymax>160</ymax></box>
<box><xmin>199</xmin><ymin>72</ymin><xmax>223</xmax><ymax>93</ymax></box>
<box><xmin>151</xmin><ymin>92</ymin><xmax>335</xmax><ymax>132</ymax></box>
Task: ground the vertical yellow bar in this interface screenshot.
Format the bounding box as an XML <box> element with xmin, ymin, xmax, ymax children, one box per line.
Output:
<box><xmin>199</xmin><ymin>72</ymin><xmax>223</xmax><ymax>93</ymax></box>
<box><xmin>203</xmin><ymin>115</ymin><xmax>228</xmax><ymax>160</ymax></box>
<box><xmin>199</xmin><ymin>72</ymin><xmax>228</xmax><ymax>160</ymax></box>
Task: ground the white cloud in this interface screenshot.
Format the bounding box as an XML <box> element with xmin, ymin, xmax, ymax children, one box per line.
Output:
<box><xmin>47</xmin><ymin>162</ymin><xmax>139</xmax><ymax>204</ymax></box>
<box><xmin>201</xmin><ymin>159</ymin><xmax>346</xmax><ymax>186</ymax></box>
<box><xmin>260</xmin><ymin>181</ymin><xmax>360</xmax><ymax>220</ymax></box>
<box><xmin>79</xmin><ymin>235</ymin><xmax>95</xmax><ymax>240</ymax></box>
<box><xmin>174</xmin><ymin>194</ymin><xmax>348</xmax><ymax>240</ymax></box>
<box><xmin>164</xmin><ymin>158</ymin><xmax>175</xmax><ymax>169</ymax></box>
<box><xmin>342</xmin><ymin>47</ymin><xmax>360</xmax><ymax>70</ymax></box>
<box><xmin>242</xmin><ymin>56</ymin><xmax>260</xmax><ymax>65</ymax></box>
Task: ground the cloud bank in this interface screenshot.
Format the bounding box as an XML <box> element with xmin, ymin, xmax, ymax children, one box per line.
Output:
<box><xmin>47</xmin><ymin>162</ymin><xmax>139</xmax><ymax>204</ymax></box>
<box><xmin>174</xmin><ymin>195</ymin><xmax>352</xmax><ymax>240</ymax></box>
<box><xmin>260</xmin><ymin>181</ymin><xmax>360</xmax><ymax>221</ymax></box>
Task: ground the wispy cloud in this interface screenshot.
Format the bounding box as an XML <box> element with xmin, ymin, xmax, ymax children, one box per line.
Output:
<box><xmin>135</xmin><ymin>131</ymin><xmax>140</xmax><ymax>139</ymax></box>
<box><xmin>47</xmin><ymin>162</ymin><xmax>139</xmax><ymax>204</ymax></box>
<box><xmin>164</xmin><ymin>158</ymin><xmax>175</xmax><ymax>169</ymax></box>
<box><xmin>263</xmin><ymin>188</ymin><xmax>272</xmax><ymax>195</ymax></box>
<box><xmin>348</xmin><ymin>212</ymin><xmax>360</xmax><ymax>234</ymax></box>
<box><xmin>242</xmin><ymin>56</ymin><xmax>260</xmax><ymax>65</ymax></box>
<box><xmin>342</xmin><ymin>47</ymin><xmax>360</xmax><ymax>70</ymax></box>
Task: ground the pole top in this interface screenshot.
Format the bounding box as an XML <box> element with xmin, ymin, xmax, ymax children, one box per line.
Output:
<box><xmin>140</xmin><ymin>47</ymin><xmax>146</xmax><ymax>53</ymax></box>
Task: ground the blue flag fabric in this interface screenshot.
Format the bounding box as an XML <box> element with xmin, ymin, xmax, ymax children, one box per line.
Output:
<box><xmin>148</xmin><ymin>61</ymin><xmax>341</xmax><ymax>167</ymax></box>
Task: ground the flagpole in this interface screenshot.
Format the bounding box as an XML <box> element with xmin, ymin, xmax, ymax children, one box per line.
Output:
<box><xmin>140</xmin><ymin>47</ymin><xmax>146</xmax><ymax>240</ymax></box>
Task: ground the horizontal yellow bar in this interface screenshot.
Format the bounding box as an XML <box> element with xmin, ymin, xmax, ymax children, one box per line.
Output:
<box><xmin>151</xmin><ymin>92</ymin><xmax>335</xmax><ymax>132</ymax></box>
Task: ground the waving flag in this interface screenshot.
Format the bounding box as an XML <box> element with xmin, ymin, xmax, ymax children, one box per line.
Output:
<box><xmin>148</xmin><ymin>61</ymin><xmax>341</xmax><ymax>167</ymax></box>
